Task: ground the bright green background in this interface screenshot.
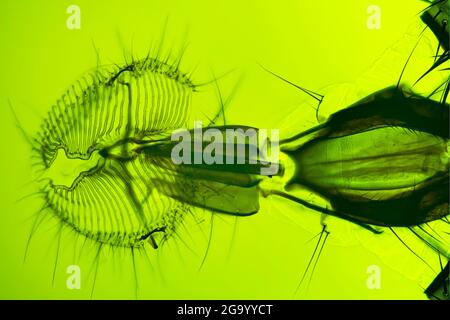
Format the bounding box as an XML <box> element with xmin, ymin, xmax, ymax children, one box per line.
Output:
<box><xmin>0</xmin><ymin>0</ymin><xmax>443</xmax><ymax>299</ymax></box>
